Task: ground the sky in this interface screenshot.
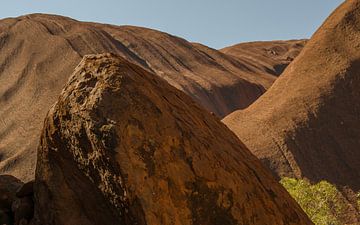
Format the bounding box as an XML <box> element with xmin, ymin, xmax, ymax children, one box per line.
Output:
<box><xmin>0</xmin><ymin>0</ymin><xmax>344</xmax><ymax>49</ymax></box>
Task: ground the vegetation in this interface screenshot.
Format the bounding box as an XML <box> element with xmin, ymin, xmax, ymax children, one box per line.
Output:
<box><xmin>280</xmin><ymin>178</ymin><xmax>348</xmax><ymax>225</ymax></box>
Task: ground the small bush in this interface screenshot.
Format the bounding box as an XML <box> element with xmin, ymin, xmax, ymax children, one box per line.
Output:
<box><xmin>280</xmin><ymin>177</ymin><xmax>347</xmax><ymax>225</ymax></box>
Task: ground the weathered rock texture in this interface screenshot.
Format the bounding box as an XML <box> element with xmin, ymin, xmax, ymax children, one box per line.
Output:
<box><xmin>34</xmin><ymin>53</ymin><xmax>312</xmax><ymax>225</ymax></box>
<box><xmin>223</xmin><ymin>0</ymin><xmax>360</xmax><ymax>223</ymax></box>
<box><xmin>221</xmin><ymin>40</ymin><xmax>307</xmax><ymax>76</ymax></box>
<box><xmin>0</xmin><ymin>14</ymin><xmax>304</xmax><ymax>181</ymax></box>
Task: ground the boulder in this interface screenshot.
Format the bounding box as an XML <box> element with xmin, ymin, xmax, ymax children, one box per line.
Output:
<box><xmin>34</xmin><ymin>53</ymin><xmax>312</xmax><ymax>225</ymax></box>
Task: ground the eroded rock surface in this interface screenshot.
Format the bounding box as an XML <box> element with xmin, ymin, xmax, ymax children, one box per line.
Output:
<box><xmin>34</xmin><ymin>53</ymin><xmax>312</xmax><ymax>225</ymax></box>
<box><xmin>223</xmin><ymin>0</ymin><xmax>360</xmax><ymax>223</ymax></box>
<box><xmin>0</xmin><ymin>14</ymin><xmax>298</xmax><ymax>181</ymax></box>
<box><xmin>220</xmin><ymin>39</ymin><xmax>306</xmax><ymax>76</ymax></box>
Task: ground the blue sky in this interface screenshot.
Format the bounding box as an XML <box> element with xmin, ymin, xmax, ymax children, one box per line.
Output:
<box><xmin>1</xmin><ymin>0</ymin><xmax>344</xmax><ymax>49</ymax></box>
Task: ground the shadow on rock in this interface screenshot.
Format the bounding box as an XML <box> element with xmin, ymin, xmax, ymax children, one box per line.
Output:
<box><xmin>0</xmin><ymin>175</ymin><xmax>34</xmax><ymax>225</ymax></box>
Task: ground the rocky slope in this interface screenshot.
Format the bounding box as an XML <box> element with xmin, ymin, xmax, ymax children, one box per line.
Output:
<box><xmin>92</xmin><ymin>24</ymin><xmax>278</xmax><ymax>115</ymax></box>
<box><xmin>221</xmin><ymin>39</ymin><xmax>307</xmax><ymax>76</ymax></box>
<box><xmin>223</xmin><ymin>0</ymin><xmax>360</xmax><ymax>223</ymax></box>
<box><xmin>33</xmin><ymin>53</ymin><xmax>312</xmax><ymax>225</ymax></box>
<box><xmin>0</xmin><ymin>13</ymin><xmax>304</xmax><ymax>181</ymax></box>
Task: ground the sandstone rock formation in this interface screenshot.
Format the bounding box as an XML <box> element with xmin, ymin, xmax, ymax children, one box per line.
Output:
<box><xmin>0</xmin><ymin>14</ymin><xmax>301</xmax><ymax>181</ymax></box>
<box><xmin>33</xmin><ymin>53</ymin><xmax>312</xmax><ymax>225</ymax></box>
<box><xmin>223</xmin><ymin>0</ymin><xmax>360</xmax><ymax>223</ymax></box>
<box><xmin>221</xmin><ymin>40</ymin><xmax>307</xmax><ymax>76</ymax></box>
<box><xmin>94</xmin><ymin>24</ymin><xmax>277</xmax><ymax>116</ymax></box>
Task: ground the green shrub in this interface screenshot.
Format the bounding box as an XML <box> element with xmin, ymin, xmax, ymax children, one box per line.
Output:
<box><xmin>280</xmin><ymin>177</ymin><xmax>347</xmax><ymax>225</ymax></box>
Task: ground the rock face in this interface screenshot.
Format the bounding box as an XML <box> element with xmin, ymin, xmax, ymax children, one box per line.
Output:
<box><xmin>220</xmin><ymin>40</ymin><xmax>307</xmax><ymax>76</ymax></box>
<box><xmin>34</xmin><ymin>53</ymin><xmax>312</xmax><ymax>225</ymax></box>
<box><xmin>94</xmin><ymin>25</ymin><xmax>278</xmax><ymax>116</ymax></box>
<box><xmin>0</xmin><ymin>176</ymin><xmax>22</xmax><ymax>225</ymax></box>
<box><xmin>0</xmin><ymin>14</ymin><xmax>296</xmax><ymax>181</ymax></box>
<box><xmin>0</xmin><ymin>176</ymin><xmax>34</xmax><ymax>225</ymax></box>
<box><xmin>223</xmin><ymin>0</ymin><xmax>360</xmax><ymax>222</ymax></box>
<box><xmin>12</xmin><ymin>181</ymin><xmax>34</xmax><ymax>225</ymax></box>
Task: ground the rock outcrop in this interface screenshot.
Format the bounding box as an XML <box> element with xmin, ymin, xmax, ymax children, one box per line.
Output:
<box><xmin>223</xmin><ymin>0</ymin><xmax>360</xmax><ymax>223</ymax></box>
<box><xmin>0</xmin><ymin>14</ymin><xmax>297</xmax><ymax>181</ymax></box>
<box><xmin>33</xmin><ymin>53</ymin><xmax>312</xmax><ymax>225</ymax></box>
<box><xmin>220</xmin><ymin>40</ymin><xmax>306</xmax><ymax>76</ymax></box>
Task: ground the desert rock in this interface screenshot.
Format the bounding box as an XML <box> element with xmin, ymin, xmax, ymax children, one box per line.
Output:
<box><xmin>223</xmin><ymin>0</ymin><xmax>360</xmax><ymax>223</ymax></box>
<box><xmin>221</xmin><ymin>40</ymin><xmax>306</xmax><ymax>76</ymax></box>
<box><xmin>0</xmin><ymin>14</ymin><xmax>299</xmax><ymax>181</ymax></box>
<box><xmin>34</xmin><ymin>53</ymin><xmax>312</xmax><ymax>225</ymax></box>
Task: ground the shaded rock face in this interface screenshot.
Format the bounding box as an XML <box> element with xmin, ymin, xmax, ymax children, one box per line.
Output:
<box><xmin>0</xmin><ymin>176</ymin><xmax>34</xmax><ymax>225</ymax></box>
<box><xmin>0</xmin><ymin>175</ymin><xmax>22</xmax><ymax>225</ymax></box>
<box><xmin>223</xmin><ymin>0</ymin><xmax>360</xmax><ymax>223</ymax></box>
<box><xmin>34</xmin><ymin>53</ymin><xmax>312</xmax><ymax>225</ymax></box>
<box><xmin>0</xmin><ymin>14</ymin><xmax>293</xmax><ymax>181</ymax></box>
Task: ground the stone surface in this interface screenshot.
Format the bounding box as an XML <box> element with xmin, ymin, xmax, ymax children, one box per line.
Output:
<box><xmin>16</xmin><ymin>181</ymin><xmax>34</xmax><ymax>198</ymax></box>
<box><xmin>0</xmin><ymin>176</ymin><xmax>22</xmax><ymax>210</ymax></box>
<box><xmin>221</xmin><ymin>39</ymin><xmax>307</xmax><ymax>76</ymax></box>
<box><xmin>0</xmin><ymin>209</ymin><xmax>12</xmax><ymax>225</ymax></box>
<box><xmin>0</xmin><ymin>14</ymin><xmax>304</xmax><ymax>181</ymax></box>
<box><xmin>0</xmin><ymin>175</ymin><xmax>23</xmax><ymax>225</ymax></box>
<box><xmin>34</xmin><ymin>53</ymin><xmax>312</xmax><ymax>225</ymax></box>
<box><xmin>223</xmin><ymin>0</ymin><xmax>360</xmax><ymax>223</ymax></box>
<box><xmin>12</xmin><ymin>196</ymin><xmax>33</xmax><ymax>225</ymax></box>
